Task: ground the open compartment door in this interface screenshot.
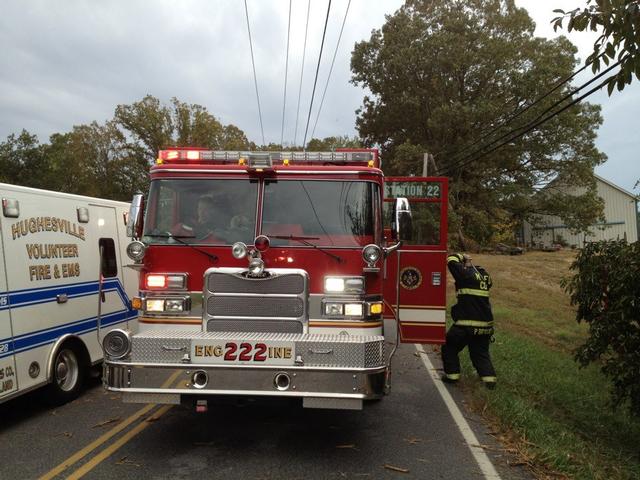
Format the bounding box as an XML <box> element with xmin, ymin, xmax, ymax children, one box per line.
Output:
<box><xmin>383</xmin><ymin>177</ymin><xmax>448</xmax><ymax>344</ymax></box>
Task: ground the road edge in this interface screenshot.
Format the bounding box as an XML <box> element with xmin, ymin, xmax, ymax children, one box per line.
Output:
<box><xmin>415</xmin><ymin>344</ymin><xmax>501</xmax><ymax>480</ymax></box>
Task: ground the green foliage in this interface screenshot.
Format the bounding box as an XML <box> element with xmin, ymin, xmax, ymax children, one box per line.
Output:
<box><xmin>461</xmin><ymin>329</ymin><xmax>640</xmax><ymax>478</ymax></box>
<box><xmin>350</xmin><ymin>0</ymin><xmax>606</xmax><ymax>245</ymax></box>
<box><xmin>114</xmin><ymin>95</ymin><xmax>254</xmax><ymax>162</ymax></box>
<box><xmin>305</xmin><ymin>135</ymin><xmax>362</xmax><ymax>151</ymax></box>
<box><xmin>0</xmin><ymin>130</ymin><xmax>52</xmax><ymax>189</ymax></box>
<box><xmin>552</xmin><ymin>0</ymin><xmax>640</xmax><ymax>94</ymax></box>
<box><xmin>562</xmin><ymin>240</ymin><xmax>640</xmax><ymax>415</ymax></box>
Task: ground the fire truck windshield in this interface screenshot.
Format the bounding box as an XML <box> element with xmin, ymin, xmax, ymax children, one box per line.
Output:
<box><xmin>261</xmin><ymin>180</ymin><xmax>378</xmax><ymax>248</ymax></box>
<box><xmin>142</xmin><ymin>179</ymin><xmax>258</xmax><ymax>245</ymax></box>
<box><xmin>142</xmin><ymin>178</ymin><xmax>378</xmax><ymax>247</ymax></box>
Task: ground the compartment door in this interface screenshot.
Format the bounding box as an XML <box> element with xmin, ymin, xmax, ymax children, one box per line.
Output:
<box><xmin>383</xmin><ymin>177</ymin><xmax>448</xmax><ymax>344</ymax></box>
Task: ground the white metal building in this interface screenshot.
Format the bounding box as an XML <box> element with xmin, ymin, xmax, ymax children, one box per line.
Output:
<box><xmin>523</xmin><ymin>174</ymin><xmax>638</xmax><ymax>247</ymax></box>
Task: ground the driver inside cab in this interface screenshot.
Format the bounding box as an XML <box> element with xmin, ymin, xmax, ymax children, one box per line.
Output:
<box><xmin>194</xmin><ymin>196</ymin><xmax>218</xmax><ymax>240</ymax></box>
<box><xmin>175</xmin><ymin>195</ymin><xmax>252</xmax><ymax>243</ymax></box>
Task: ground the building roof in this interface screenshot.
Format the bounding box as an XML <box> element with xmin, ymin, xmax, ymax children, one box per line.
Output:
<box><xmin>594</xmin><ymin>174</ymin><xmax>638</xmax><ymax>199</ymax></box>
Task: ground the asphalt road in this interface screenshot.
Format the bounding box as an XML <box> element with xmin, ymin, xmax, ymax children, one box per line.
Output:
<box><xmin>0</xmin><ymin>343</ymin><xmax>532</xmax><ymax>480</ymax></box>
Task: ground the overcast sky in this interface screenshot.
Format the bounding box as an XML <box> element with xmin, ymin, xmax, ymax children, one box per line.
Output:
<box><xmin>0</xmin><ymin>0</ymin><xmax>637</xmax><ymax>192</ymax></box>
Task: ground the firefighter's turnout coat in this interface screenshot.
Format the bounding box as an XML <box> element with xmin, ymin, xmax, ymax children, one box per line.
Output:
<box><xmin>441</xmin><ymin>253</ymin><xmax>496</xmax><ymax>384</ymax></box>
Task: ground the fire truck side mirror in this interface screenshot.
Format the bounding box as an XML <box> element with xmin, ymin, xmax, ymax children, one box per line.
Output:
<box><xmin>394</xmin><ymin>197</ymin><xmax>412</xmax><ymax>242</ymax></box>
<box><xmin>127</xmin><ymin>194</ymin><xmax>145</xmax><ymax>239</ymax></box>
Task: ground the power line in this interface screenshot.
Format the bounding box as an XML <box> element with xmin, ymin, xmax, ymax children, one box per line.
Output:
<box><xmin>302</xmin><ymin>0</ymin><xmax>332</xmax><ymax>149</ymax></box>
<box><xmin>441</xmin><ymin>65</ymin><xmax>622</xmax><ymax>177</ymax></box>
<box><xmin>310</xmin><ymin>0</ymin><xmax>351</xmax><ymax>141</ymax></box>
<box><xmin>243</xmin><ymin>0</ymin><xmax>265</xmax><ymax>146</ymax></box>
<box><xmin>293</xmin><ymin>0</ymin><xmax>311</xmax><ymax>147</ymax></box>
<box><xmin>438</xmin><ymin>52</ymin><xmax>604</xmax><ymax>167</ymax></box>
<box><xmin>441</xmin><ymin>58</ymin><xmax>622</xmax><ymax>176</ymax></box>
<box><xmin>280</xmin><ymin>0</ymin><xmax>292</xmax><ymax>147</ymax></box>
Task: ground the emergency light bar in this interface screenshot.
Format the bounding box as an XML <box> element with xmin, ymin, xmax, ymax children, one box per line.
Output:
<box><xmin>157</xmin><ymin>149</ymin><xmax>379</xmax><ymax>168</ymax></box>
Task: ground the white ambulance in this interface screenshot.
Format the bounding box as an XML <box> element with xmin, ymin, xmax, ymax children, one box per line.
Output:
<box><xmin>0</xmin><ymin>183</ymin><xmax>137</xmax><ymax>405</ymax></box>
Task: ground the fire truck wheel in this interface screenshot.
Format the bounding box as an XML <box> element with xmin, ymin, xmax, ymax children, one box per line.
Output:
<box><xmin>47</xmin><ymin>343</ymin><xmax>87</xmax><ymax>405</ymax></box>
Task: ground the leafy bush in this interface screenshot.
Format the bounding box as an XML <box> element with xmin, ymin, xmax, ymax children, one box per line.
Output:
<box><xmin>562</xmin><ymin>240</ymin><xmax>640</xmax><ymax>415</ymax></box>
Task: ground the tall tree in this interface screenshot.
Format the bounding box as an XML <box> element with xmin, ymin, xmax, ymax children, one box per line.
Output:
<box><xmin>46</xmin><ymin>121</ymin><xmax>149</xmax><ymax>201</ymax></box>
<box><xmin>351</xmin><ymin>0</ymin><xmax>606</xmax><ymax>244</ymax></box>
<box><xmin>114</xmin><ymin>95</ymin><xmax>253</xmax><ymax>161</ymax></box>
<box><xmin>0</xmin><ymin>130</ymin><xmax>52</xmax><ymax>189</ymax></box>
<box><xmin>552</xmin><ymin>0</ymin><xmax>640</xmax><ymax>94</ymax></box>
<box><xmin>306</xmin><ymin>135</ymin><xmax>362</xmax><ymax>150</ymax></box>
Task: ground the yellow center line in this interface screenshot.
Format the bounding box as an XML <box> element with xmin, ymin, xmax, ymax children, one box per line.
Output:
<box><xmin>65</xmin><ymin>405</ymin><xmax>174</xmax><ymax>480</ymax></box>
<box><xmin>38</xmin><ymin>370</ymin><xmax>182</xmax><ymax>480</ymax></box>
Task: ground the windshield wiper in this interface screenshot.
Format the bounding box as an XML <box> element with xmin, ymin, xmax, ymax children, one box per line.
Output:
<box><xmin>145</xmin><ymin>234</ymin><xmax>218</xmax><ymax>264</ymax></box>
<box><xmin>268</xmin><ymin>234</ymin><xmax>343</xmax><ymax>263</ymax></box>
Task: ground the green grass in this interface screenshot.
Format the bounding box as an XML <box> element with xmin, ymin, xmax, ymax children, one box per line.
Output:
<box><xmin>460</xmin><ymin>331</ymin><xmax>640</xmax><ymax>479</ymax></box>
<box><xmin>450</xmin><ymin>251</ymin><xmax>640</xmax><ymax>479</ymax></box>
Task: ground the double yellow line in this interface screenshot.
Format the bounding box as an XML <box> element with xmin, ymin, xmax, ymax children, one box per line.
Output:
<box><xmin>39</xmin><ymin>371</ymin><xmax>181</xmax><ymax>480</ymax></box>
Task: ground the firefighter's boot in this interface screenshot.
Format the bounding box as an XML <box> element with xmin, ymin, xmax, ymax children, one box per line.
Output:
<box><xmin>441</xmin><ymin>373</ymin><xmax>460</xmax><ymax>384</ymax></box>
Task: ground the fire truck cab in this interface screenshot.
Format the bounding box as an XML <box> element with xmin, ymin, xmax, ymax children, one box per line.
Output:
<box><xmin>103</xmin><ymin>148</ymin><xmax>448</xmax><ymax>410</ymax></box>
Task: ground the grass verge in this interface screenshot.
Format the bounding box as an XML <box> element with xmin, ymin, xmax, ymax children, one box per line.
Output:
<box><xmin>451</xmin><ymin>251</ymin><xmax>640</xmax><ymax>479</ymax></box>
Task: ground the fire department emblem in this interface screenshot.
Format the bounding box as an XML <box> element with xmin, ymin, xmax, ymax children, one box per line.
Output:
<box><xmin>400</xmin><ymin>266</ymin><xmax>422</xmax><ymax>290</ymax></box>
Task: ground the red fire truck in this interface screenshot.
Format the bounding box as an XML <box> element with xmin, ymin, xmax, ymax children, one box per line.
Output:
<box><xmin>102</xmin><ymin>148</ymin><xmax>448</xmax><ymax>410</ymax></box>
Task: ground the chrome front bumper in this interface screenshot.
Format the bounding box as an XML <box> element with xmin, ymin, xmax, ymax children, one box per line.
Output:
<box><xmin>103</xmin><ymin>330</ymin><xmax>386</xmax><ymax>409</ymax></box>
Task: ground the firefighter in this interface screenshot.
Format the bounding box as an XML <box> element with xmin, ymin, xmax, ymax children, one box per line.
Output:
<box><xmin>441</xmin><ymin>253</ymin><xmax>497</xmax><ymax>389</ymax></box>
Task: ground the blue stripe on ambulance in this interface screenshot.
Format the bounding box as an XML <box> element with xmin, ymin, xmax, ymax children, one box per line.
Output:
<box><xmin>0</xmin><ymin>278</ymin><xmax>129</xmax><ymax>311</ymax></box>
<box><xmin>0</xmin><ymin>278</ymin><xmax>136</xmax><ymax>359</ymax></box>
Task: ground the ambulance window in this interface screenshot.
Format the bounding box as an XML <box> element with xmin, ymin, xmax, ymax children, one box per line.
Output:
<box><xmin>99</xmin><ymin>238</ymin><xmax>118</xmax><ymax>278</ymax></box>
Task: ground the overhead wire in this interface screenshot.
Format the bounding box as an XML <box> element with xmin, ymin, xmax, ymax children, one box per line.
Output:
<box><xmin>440</xmin><ymin>57</ymin><xmax>623</xmax><ymax>176</ymax></box>
<box><xmin>438</xmin><ymin>52</ymin><xmax>605</xmax><ymax>169</ymax></box>
<box><xmin>293</xmin><ymin>0</ymin><xmax>311</xmax><ymax>147</ymax></box>
<box><xmin>243</xmin><ymin>0</ymin><xmax>266</xmax><ymax>146</ymax></box>
<box><xmin>280</xmin><ymin>0</ymin><xmax>292</xmax><ymax>147</ymax></box>
<box><xmin>310</xmin><ymin>0</ymin><xmax>351</xmax><ymax>141</ymax></box>
<box><xmin>441</xmin><ymin>62</ymin><xmax>624</xmax><ymax>177</ymax></box>
<box><xmin>302</xmin><ymin>0</ymin><xmax>332</xmax><ymax>150</ymax></box>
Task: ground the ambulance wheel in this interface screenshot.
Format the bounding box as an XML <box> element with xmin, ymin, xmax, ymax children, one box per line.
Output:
<box><xmin>48</xmin><ymin>344</ymin><xmax>86</xmax><ymax>405</ymax></box>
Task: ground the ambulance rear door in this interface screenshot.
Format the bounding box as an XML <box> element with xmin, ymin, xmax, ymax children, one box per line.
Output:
<box><xmin>91</xmin><ymin>204</ymin><xmax>133</xmax><ymax>344</ymax></box>
<box><xmin>383</xmin><ymin>177</ymin><xmax>448</xmax><ymax>344</ymax></box>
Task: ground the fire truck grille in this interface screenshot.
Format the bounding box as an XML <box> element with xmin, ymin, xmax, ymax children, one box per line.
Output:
<box><xmin>207</xmin><ymin>271</ymin><xmax>305</xmax><ymax>294</ymax></box>
<box><xmin>207</xmin><ymin>296</ymin><xmax>304</xmax><ymax>318</ymax></box>
<box><xmin>204</xmin><ymin>267</ymin><xmax>308</xmax><ymax>334</ymax></box>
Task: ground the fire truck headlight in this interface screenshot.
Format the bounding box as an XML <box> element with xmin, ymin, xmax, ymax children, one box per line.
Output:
<box><xmin>164</xmin><ymin>299</ymin><xmax>185</xmax><ymax>312</ymax></box>
<box><xmin>324</xmin><ymin>277</ymin><xmax>345</xmax><ymax>293</ymax></box>
<box><xmin>362</xmin><ymin>244</ymin><xmax>381</xmax><ymax>267</ymax></box>
<box><xmin>344</xmin><ymin>303</ymin><xmax>363</xmax><ymax>317</ymax></box>
<box><xmin>126</xmin><ymin>241</ymin><xmax>146</xmax><ymax>262</ymax></box>
<box><xmin>324</xmin><ymin>277</ymin><xmax>365</xmax><ymax>294</ymax></box>
<box><xmin>232</xmin><ymin>242</ymin><xmax>248</xmax><ymax>259</ymax></box>
<box><xmin>324</xmin><ymin>303</ymin><xmax>344</xmax><ymax>316</ymax></box>
<box><xmin>248</xmin><ymin>257</ymin><xmax>265</xmax><ymax>276</ymax></box>
<box><xmin>146</xmin><ymin>299</ymin><xmax>165</xmax><ymax>312</ymax></box>
<box><xmin>102</xmin><ymin>329</ymin><xmax>131</xmax><ymax>359</ymax></box>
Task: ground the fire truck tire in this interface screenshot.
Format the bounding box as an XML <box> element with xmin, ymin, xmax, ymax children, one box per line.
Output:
<box><xmin>46</xmin><ymin>342</ymin><xmax>88</xmax><ymax>405</ymax></box>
